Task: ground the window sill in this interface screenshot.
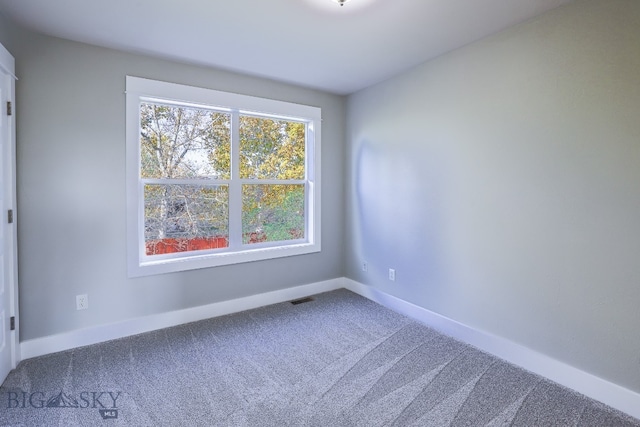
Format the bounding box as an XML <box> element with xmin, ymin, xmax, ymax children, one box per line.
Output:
<box><xmin>128</xmin><ymin>242</ymin><xmax>321</xmax><ymax>277</ymax></box>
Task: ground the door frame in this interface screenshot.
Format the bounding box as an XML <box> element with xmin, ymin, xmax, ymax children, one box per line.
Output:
<box><xmin>0</xmin><ymin>41</ymin><xmax>19</xmax><ymax>374</ymax></box>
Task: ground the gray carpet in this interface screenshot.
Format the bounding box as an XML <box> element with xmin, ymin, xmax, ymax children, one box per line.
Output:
<box><xmin>1</xmin><ymin>289</ymin><xmax>639</xmax><ymax>426</ymax></box>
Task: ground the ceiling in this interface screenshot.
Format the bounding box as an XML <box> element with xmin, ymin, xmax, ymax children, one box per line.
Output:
<box><xmin>0</xmin><ymin>0</ymin><xmax>573</xmax><ymax>95</ymax></box>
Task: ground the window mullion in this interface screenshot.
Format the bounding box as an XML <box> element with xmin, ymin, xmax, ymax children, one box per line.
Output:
<box><xmin>228</xmin><ymin>110</ymin><xmax>242</xmax><ymax>248</ymax></box>
<box><xmin>126</xmin><ymin>76</ymin><xmax>320</xmax><ymax>277</ymax></box>
<box><xmin>306</xmin><ymin>122</ymin><xmax>314</xmax><ymax>243</ymax></box>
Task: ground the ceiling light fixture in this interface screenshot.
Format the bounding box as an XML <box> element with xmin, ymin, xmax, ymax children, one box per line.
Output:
<box><xmin>334</xmin><ymin>0</ymin><xmax>351</xmax><ymax>6</ymax></box>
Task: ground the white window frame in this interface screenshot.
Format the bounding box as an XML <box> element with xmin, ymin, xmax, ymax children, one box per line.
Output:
<box><xmin>126</xmin><ymin>76</ymin><xmax>321</xmax><ymax>277</ymax></box>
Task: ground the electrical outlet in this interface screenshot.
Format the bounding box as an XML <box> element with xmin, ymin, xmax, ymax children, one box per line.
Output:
<box><xmin>388</xmin><ymin>268</ymin><xmax>396</xmax><ymax>281</ymax></box>
<box><xmin>362</xmin><ymin>261</ymin><xmax>368</xmax><ymax>272</ymax></box>
<box><xmin>76</xmin><ymin>294</ymin><xmax>88</xmax><ymax>310</ymax></box>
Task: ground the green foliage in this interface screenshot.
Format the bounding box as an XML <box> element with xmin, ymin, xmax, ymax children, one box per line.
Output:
<box><xmin>144</xmin><ymin>184</ymin><xmax>229</xmax><ymax>241</ymax></box>
<box><xmin>140</xmin><ymin>103</ymin><xmax>306</xmax><ymax>248</ymax></box>
<box><xmin>239</xmin><ymin>116</ymin><xmax>305</xmax><ymax>242</ymax></box>
<box><xmin>242</xmin><ymin>184</ymin><xmax>304</xmax><ymax>244</ymax></box>
<box><xmin>140</xmin><ymin>103</ymin><xmax>231</xmax><ymax>179</ymax></box>
<box><xmin>240</xmin><ymin>116</ymin><xmax>305</xmax><ymax>180</ymax></box>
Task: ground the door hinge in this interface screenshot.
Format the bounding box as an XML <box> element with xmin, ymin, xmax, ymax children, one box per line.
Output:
<box><xmin>6</xmin><ymin>101</ymin><xmax>11</xmax><ymax>116</ymax></box>
<box><xmin>10</xmin><ymin>316</ymin><xmax>15</xmax><ymax>331</ymax></box>
<box><xmin>7</xmin><ymin>209</ymin><xmax>12</xmax><ymax>224</ymax></box>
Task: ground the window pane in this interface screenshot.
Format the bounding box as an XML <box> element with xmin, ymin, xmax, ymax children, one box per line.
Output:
<box><xmin>145</xmin><ymin>184</ymin><xmax>229</xmax><ymax>255</ymax></box>
<box><xmin>140</xmin><ymin>103</ymin><xmax>231</xmax><ymax>179</ymax></box>
<box><xmin>242</xmin><ymin>184</ymin><xmax>304</xmax><ymax>244</ymax></box>
<box><xmin>239</xmin><ymin>116</ymin><xmax>305</xmax><ymax>180</ymax></box>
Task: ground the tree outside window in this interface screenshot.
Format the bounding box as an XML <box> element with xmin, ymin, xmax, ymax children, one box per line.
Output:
<box><xmin>126</xmin><ymin>76</ymin><xmax>321</xmax><ymax>277</ymax></box>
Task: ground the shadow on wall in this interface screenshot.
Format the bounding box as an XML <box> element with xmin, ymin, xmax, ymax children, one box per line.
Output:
<box><xmin>354</xmin><ymin>138</ymin><xmax>449</xmax><ymax>295</ymax></box>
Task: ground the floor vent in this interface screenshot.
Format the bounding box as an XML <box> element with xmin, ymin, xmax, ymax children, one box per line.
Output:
<box><xmin>290</xmin><ymin>297</ymin><xmax>314</xmax><ymax>305</ymax></box>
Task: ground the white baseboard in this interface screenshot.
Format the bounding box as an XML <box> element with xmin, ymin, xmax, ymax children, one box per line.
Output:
<box><xmin>19</xmin><ymin>277</ymin><xmax>640</xmax><ymax>420</ymax></box>
<box><xmin>342</xmin><ymin>278</ymin><xmax>640</xmax><ymax>421</ymax></box>
<box><xmin>20</xmin><ymin>278</ymin><xmax>342</xmax><ymax>360</ymax></box>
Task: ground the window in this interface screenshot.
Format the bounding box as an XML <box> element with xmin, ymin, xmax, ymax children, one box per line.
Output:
<box><xmin>126</xmin><ymin>77</ymin><xmax>321</xmax><ymax>277</ymax></box>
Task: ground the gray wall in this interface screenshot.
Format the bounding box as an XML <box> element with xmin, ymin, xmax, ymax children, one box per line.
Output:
<box><xmin>0</xmin><ymin>12</ymin><xmax>17</xmax><ymax>52</ymax></box>
<box><xmin>346</xmin><ymin>0</ymin><xmax>640</xmax><ymax>392</ymax></box>
<box><xmin>0</xmin><ymin>17</ymin><xmax>346</xmax><ymax>341</ymax></box>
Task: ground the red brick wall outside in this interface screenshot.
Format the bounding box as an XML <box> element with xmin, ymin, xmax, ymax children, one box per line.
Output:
<box><xmin>145</xmin><ymin>233</ymin><xmax>270</xmax><ymax>255</ymax></box>
<box><xmin>146</xmin><ymin>237</ymin><xmax>229</xmax><ymax>255</ymax></box>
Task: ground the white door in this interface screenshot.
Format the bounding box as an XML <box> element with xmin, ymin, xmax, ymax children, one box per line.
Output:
<box><xmin>0</xmin><ymin>42</ymin><xmax>17</xmax><ymax>385</ymax></box>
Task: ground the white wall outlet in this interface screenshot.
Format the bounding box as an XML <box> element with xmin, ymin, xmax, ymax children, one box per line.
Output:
<box><xmin>362</xmin><ymin>261</ymin><xmax>368</xmax><ymax>272</ymax></box>
<box><xmin>76</xmin><ymin>294</ymin><xmax>89</xmax><ymax>310</ymax></box>
<box><xmin>388</xmin><ymin>268</ymin><xmax>396</xmax><ymax>281</ymax></box>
